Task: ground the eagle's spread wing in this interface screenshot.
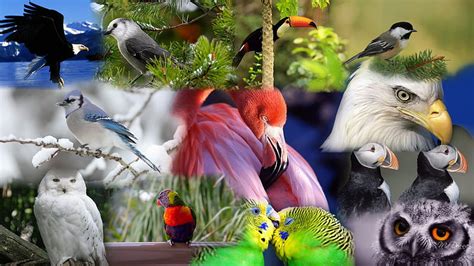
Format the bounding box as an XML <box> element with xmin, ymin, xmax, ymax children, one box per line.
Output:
<box><xmin>0</xmin><ymin>2</ymin><xmax>69</xmax><ymax>56</ymax></box>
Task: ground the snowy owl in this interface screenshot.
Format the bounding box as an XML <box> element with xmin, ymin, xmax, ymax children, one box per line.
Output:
<box><xmin>34</xmin><ymin>170</ymin><xmax>108</xmax><ymax>265</ymax></box>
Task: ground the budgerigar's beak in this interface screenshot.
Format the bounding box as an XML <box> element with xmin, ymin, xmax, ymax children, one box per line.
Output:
<box><xmin>447</xmin><ymin>149</ymin><xmax>468</xmax><ymax>173</ymax></box>
<box><xmin>379</xmin><ymin>145</ymin><xmax>399</xmax><ymax>170</ymax></box>
<box><xmin>288</xmin><ymin>16</ymin><xmax>317</xmax><ymax>28</ymax></box>
<box><xmin>260</xmin><ymin>124</ymin><xmax>288</xmax><ymax>189</ymax></box>
<box><xmin>397</xmin><ymin>99</ymin><xmax>452</xmax><ymax>144</ymax></box>
<box><xmin>266</xmin><ymin>204</ymin><xmax>281</xmax><ymax>228</ymax></box>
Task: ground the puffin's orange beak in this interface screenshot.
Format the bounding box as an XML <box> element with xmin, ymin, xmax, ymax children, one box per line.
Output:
<box><xmin>380</xmin><ymin>146</ymin><xmax>399</xmax><ymax>170</ymax></box>
<box><xmin>447</xmin><ymin>149</ymin><xmax>468</xmax><ymax>174</ymax></box>
<box><xmin>289</xmin><ymin>16</ymin><xmax>317</xmax><ymax>28</ymax></box>
<box><xmin>260</xmin><ymin>124</ymin><xmax>288</xmax><ymax>188</ymax></box>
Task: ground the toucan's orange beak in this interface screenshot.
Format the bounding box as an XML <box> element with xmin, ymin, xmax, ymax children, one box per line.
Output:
<box><xmin>447</xmin><ymin>149</ymin><xmax>468</xmax><ymax>174</ymax></box>
<box><xmin>289</xmin><ymin>16</ymin><xmax>317</xmax><ymax>28</ymax></box>
<box><xmin>380</xmin><ymin>146</ymin><xmax>399</xmax><ymax>170</ymax></box>
<box><xmin>260</xmin><ymin>124</ymin><xmax>288</xmax><ymax>189</ymax></box>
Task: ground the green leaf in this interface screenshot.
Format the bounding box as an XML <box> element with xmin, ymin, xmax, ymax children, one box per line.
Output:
<box><xmin>312</xmin><ymin>0</ymin><xmax>330</xmax><ymax>9</ymax></box>
<box><xmin>276</xmin><ymin>0</ymin><xmax>299</xmax><ymax>18</ymax></box>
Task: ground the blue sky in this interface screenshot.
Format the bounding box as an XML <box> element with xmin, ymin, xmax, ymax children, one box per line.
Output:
<box><xmin>0</xmin><ymin>0</ymin><xmax>98</xmax><ymax>24</ymax></box>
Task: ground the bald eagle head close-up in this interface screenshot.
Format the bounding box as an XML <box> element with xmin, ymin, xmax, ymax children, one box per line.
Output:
<box><xmin>322</xmin><ymin>60</ymin><xmax>453</xmax><ymax>152</ymax></box>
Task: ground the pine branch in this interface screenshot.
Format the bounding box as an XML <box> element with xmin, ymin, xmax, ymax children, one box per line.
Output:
<box><xmin>138</xmin><ymin>9</ymin><xmax>213</xmax><ymax>33</ymax></box>
<box><xmin>261</xmin><ymin>0</ymin><xmax>274</xmax><ymax>88</ymax></box>
<box><xmin>369</xmin><ymin>50</ymin><xmax>447</xmax><ymax>81</ymax></box>
<box><xmin>406</xmin><ymin>55</ymin><xmax>445</xmax><ymax>72</ymax></box>
<box><xmin>0</xmin><ymin>136</ymin><xmax>145</xmax><ymax>178</ymax></box>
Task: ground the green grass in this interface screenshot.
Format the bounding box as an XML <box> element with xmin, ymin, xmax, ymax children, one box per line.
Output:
<box><xmin>106</xmin><ymin>175</ymin><xmax>246</xmax><ymax>242</ymax></box>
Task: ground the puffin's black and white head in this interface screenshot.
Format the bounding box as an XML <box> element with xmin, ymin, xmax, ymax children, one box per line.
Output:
<box><xmin>423</xmin><ymin>145</ymin><xmax>468</xmax><ymax>173</ymax></box>
<box><xmin>57</xmin><ymin>89</ymin><xmax>84</xmax><ymax>116</ymax></box>
<box><xmin>322</xmin><ymin>62</ymin><xmax>452</xmax><ymax>152</ymax></box>
<box><xmin>354</xmin><ymin>143</ymin><xmax>399</xmax><ymax>170</ymax></box>
<box><xmin>104</xmin><ymin>18</ymin><xmax>141</xmax><ymax>40</ymax></box>
<box><xmin>274</xmin><ymin>16</ymin><xmax>317</xmax><ymax>38</ymax></box>
<box><xmin>71</xmin><ymin>44</ymin><xmax>89</xmax><ymax>55</ymax></box>
<box><xmin>388</xmin><ymin>22</ymin><xmax>417</xmax><ymax>49</ymax></box>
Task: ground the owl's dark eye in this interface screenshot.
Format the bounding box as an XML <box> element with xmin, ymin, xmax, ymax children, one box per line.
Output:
<box><xmin>393</xmin><ymin>218</ymin><xmax>410</xmax><ymax>236</ymax></box>
<box><xmin>431</xmin><ymin>226</ymin><xmax>451</xmax><ymax>242</ymax></box>
<box><xmin>70</xmin><ymin>179</ymin><xmax>76</xmax><ymax>183</ymax></box>
<box><xmin>52</xmin><ymin>178</ymin><xmax>60</xmax><ymax>182</ymax></box>
<box><xmin>394</xmin><ymin>87</ymin><xmax>414</xmax><ymax>103</ymax></box>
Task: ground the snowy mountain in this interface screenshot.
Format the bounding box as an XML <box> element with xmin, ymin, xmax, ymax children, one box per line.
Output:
<box><xmin>0</xmin><ymin>21</ymin><xmax>103</xmax><ymax>62</ymax></box>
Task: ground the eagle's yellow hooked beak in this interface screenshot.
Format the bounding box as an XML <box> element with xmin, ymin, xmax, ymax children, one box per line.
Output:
<box><xmin>397</xmin><ymin>99</ymin><xmax>452</xmax><ymax>144</ymax></box>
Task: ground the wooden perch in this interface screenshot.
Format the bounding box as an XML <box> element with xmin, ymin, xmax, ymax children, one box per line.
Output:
<box><xmin>105</xmin><ymin>242</ymin><xmax>232</xmax><ymax>265</ymax></box>
<box><xmin>0</xmin><ymin>224</ymin><xmax>49</xmax><ymax>264</ymax></box>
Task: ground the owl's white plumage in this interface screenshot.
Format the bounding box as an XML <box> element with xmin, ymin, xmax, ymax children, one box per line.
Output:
<box><xmin>322</xmin><ymin>60</ymin><xmax>445</xmax><ymax>152</ymax></box>
<box><xmin>34</xmin><ymin>170</ymin><xmax>108</xmax><ymax>266</ymax></box>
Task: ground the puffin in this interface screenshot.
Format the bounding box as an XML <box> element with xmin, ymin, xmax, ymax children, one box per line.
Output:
<box><xmin>398</xmin><ymin>145</ymin><xmax>468</xmax><ymax>203</ymax></box>
<box><xmin>337</xmin><ymin>143</ymin><xmax>399</xmax><ymax>222</ymax></box>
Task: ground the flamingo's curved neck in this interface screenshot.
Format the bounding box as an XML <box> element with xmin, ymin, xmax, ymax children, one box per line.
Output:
<box><xmin>173</xmin><ymin>88</ymin><xmax>214</xmax><ymax>124</ymax></box>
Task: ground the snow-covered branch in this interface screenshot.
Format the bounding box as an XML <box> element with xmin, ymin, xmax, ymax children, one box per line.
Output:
<box><xmin>0</xmin><ymin>135</ymin><xmax>145</xmax><ymax>179</ymax></box>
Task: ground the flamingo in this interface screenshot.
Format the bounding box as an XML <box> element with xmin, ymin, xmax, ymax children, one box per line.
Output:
<box><xmin>171</xmin><ymin>88</ymin><xmax>328</xmax><ymax>211</ymax></box>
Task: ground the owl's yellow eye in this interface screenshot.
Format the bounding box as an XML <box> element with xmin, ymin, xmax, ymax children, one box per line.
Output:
<box><xmin>431</xmin><ymin>226</ymin><xmax>451</xmax><ymax>241</ymax></box>
<box><xmin>393</xmin><ymin>219</ymin><xmax>410</xmax><ymax>236</ymax></box>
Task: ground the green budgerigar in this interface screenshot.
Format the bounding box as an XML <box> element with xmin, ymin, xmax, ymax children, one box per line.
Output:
<box><xmin>192</xmin><ymin>200</ymin><xmax>279</xmax><ymax>266</ymax></box>
<box><xmin>272</xmin><ymin>206</ymin><xmax>354</xmax><ymax>266</ymax></box>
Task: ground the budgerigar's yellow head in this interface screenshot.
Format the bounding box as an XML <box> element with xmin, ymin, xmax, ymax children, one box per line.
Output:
<box><xmin>272</xmin><ymin>207</ymin><xmax>355</xmax><ymax>262</ymax></box>
<box><xmin>242</xmin><ymin>200</ymin><xmax>280</xmax><ymax>251</ymax></box>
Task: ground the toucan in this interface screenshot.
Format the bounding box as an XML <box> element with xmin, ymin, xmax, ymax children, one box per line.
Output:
<box><xmin>233</xmin><ymin>16</ymin><xmax>317</xmax><ymax>67</ymax></box>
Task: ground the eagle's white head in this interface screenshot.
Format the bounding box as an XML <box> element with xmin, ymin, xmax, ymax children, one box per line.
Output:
<box><xmin>322</xmin><ymin>60</ymin><xmax>452</xmax><ymax>152</ymax></box>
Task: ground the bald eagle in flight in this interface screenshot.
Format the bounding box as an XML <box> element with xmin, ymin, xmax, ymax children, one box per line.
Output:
<box><xmin>322</xmin><ymin>60</ymin><xmax>452</xmax><ymax>152</ymax></box>
<box><xmin>0</xmin><ymin>2</ymin><xmax>89</xmax><ymax>88</ymax></box>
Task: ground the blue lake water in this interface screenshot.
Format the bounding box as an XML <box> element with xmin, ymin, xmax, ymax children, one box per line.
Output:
<box><xmin>0</xmin><ymin>60</ymin><xmax>102</xmax><ymax>89</ymax></box>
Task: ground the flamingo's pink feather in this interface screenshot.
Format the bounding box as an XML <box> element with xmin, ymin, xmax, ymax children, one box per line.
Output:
<box><xmin>172</xmin><ymin>102</ymin><xmax>329</xmax><ymax>211</ymax></box>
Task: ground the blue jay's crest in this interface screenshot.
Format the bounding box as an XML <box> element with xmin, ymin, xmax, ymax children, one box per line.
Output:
<box><xmin>64</xmin><ymin>89</ymin><xmax>83</xmax><ymax>99</ymax></box>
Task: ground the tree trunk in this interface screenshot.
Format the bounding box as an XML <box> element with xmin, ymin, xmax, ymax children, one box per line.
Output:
<box><xmin>0</xmin><ymin>225</ymin><xmax>49</xmax><ymax>264</ymax></box>
<box><xmin>261</xmin><ymin>0</ymin><xmax>274</xmax><ymax>89</ymax></box>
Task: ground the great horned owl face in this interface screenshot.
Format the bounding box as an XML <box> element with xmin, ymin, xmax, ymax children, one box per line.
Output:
<box><xmin>38</xmin><ymin>170</ymin><xmax>86</xmax><ymax>196</ymax></box>
<box><xmin>377</xmin><ymin>200</ymin><xmax>473</xmax><ymax>264</ymax></box>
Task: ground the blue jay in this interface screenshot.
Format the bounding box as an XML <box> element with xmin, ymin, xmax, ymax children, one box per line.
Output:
<box><xmin>57</xmin><ymin>90</ymin><xmax>159</xmax><ymax>171</ymax></box>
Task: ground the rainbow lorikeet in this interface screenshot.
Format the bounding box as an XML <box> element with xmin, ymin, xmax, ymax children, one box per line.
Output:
<box><xmin>156</xmin><ymin>189</ymin><xmax>196</xmax><ymax>245</ymax></box>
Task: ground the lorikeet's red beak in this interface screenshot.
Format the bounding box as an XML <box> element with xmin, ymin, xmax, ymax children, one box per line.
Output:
<box><xmin>289</xmin><ymin>16</ymin><xmax>317</xmax><ymax>28</ymax></box>
<box><xmin>156</xmin><ymin>199</ymin><xmax>162</xmax><ymax>206</ymax></box>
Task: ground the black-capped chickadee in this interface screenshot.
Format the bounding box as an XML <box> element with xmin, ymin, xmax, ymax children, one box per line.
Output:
<box><xmin>344</xmin><ymin>21</ymin><xmax>417</xmax><ymax>65</ymax></box>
